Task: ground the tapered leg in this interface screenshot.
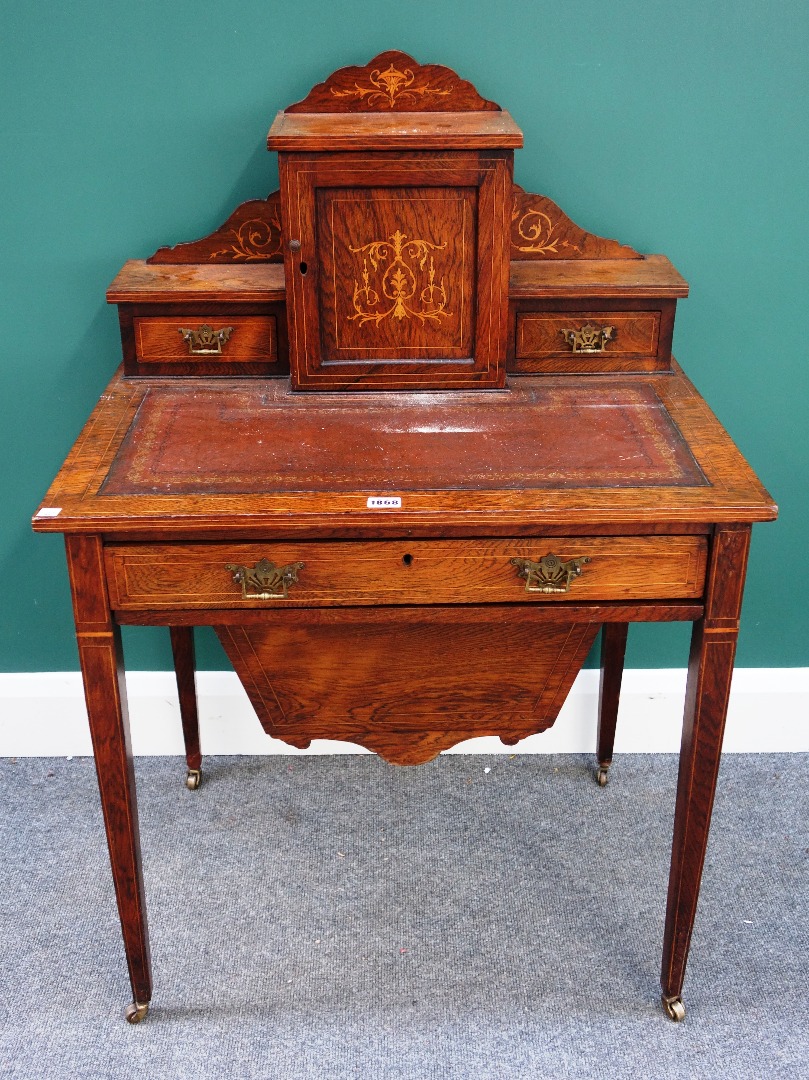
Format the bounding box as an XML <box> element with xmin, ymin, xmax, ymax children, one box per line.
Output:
<box><xmin>170</xmin><ymin>626</ymin><xmax>202</xmax><ymax>790</ymax></box>
<box><xmin>596</xmin><ymin>622</ymin><xmax>628</xmax><ymax>786</ymax></box>
<box><xmin>660</xmin><ymin>525</ymin><xmax>751</xmax><ymax>1021</ymax></box>
<box><xmin>66</xmin><ymin>535</ymin><xmax>152</xmax><ymax>1021</ymax></box>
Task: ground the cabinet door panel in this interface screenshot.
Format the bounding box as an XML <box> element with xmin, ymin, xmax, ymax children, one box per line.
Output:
<box><xmin>280</xmin><ymin>151</ymin><xmax>511</xmax><ymax>390</ymax></box>
<box><xmin>317</xmin><ymin>186</ymin><xmax>476</xmax><ymax>362</ymax></box>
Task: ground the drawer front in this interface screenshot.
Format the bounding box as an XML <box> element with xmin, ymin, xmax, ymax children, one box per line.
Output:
<box><xmin>517</xmin><ymin>310</ymin><xmax>659</xmax><ymax>366</ymax></box>
<box><xmin>517</xmin><ymin>310</ymin><xmax>659</xmax><ymax>359</ymax></box>
<box><xmin>134</xmin><ymin>315</ymin><xmax>277</xmax><ymax>364</ymax></box>
<box><xmin>510</xmin><ymin>297</ymin><xmax>678</xmax><ymax>375</ymax></box>
<box><xmin>105</xmin><ymin>536</ymin><xmax>708</xmax><ymax>610</ymax></box>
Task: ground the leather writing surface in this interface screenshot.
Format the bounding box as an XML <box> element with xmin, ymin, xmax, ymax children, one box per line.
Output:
<box><xmin>102</xmin><ymin>379</ymin><xmax>707</xmax><ymax>496</ymax></box>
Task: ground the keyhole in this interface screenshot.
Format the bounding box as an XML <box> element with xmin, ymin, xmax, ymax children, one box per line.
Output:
<box><xmin>402</xmin><ymin>553</ymin><xmax>413</xmax><ymax>567</ymax></box>
<box><xmin>299</xmin><ymin>261</ymin><xmax>308</xmax><ymax>275</ymax></box>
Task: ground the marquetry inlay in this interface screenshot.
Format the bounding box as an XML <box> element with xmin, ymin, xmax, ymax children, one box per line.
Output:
<box><xmin>348</xmin><ymin>229</ymin><xmax>451</xmax><ymax>327</ymax></box>
<box><xmin>330</xmin><ymin>61</ymin><xmax>453</xmax><ymax>109</ymax></box>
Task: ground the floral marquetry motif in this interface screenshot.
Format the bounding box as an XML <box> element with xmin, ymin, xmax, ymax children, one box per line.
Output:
<box><xmin>330</xmin><ymin>61</ymin><xmax>452</xmax><ymax>109</ymax></box>
<box><xmin>510</xmin><ymin>185</ymin><xmax>641</xmax><ymax>260</ymax></box>
<box><xmin>285</xmin><ymin>51</ymin><xmax>501</xmax><ymax>113</ymax></box>
<box><xmin>348</xmin><ymin>230</ymin><xmax>451</xmax><ymax>327</ymax></box>
<box><xmin>148</xmin><ymin>193</ymin><xmax>284</xmax><ymax>264</ymax></box>
<box><xmin>313</xmin><ymin>185</ymin><xmax>476</xmax><ymax>368</ymax></box>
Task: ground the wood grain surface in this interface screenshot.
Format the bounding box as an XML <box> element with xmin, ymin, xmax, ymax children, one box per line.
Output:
<box><xmin>268</xmin><ymin>111</ymin><xmax>523</xmax><ymax>151</ymax></box>
<box><xmin>104</xmin><ymin>535</ymin><xmax>707</xmax><ymax>611</ymax></box>
<box><xmin>216</xmin><ymin>614</ymin><xmax>599</xmax><ymax>764</ymax></box>
<box><xmin>509</xmin><ymin>297</ymin><xmax>677</xmax><ymax>374</ymax></box>
<box><xmin>516</xmin><ymin>311</ymin><xmax>660</xmax><ymax>358</ymax></box>
<box><xmin>32</xmin><ymin>370</ymin><xmax>776</xmax><ymax>537</ymax></box>
<box><xmin>134</xmin><ymin>315</ymin><xmax>277</xmax><ymax>363</ymax></box>
<box><xmin>65</xmin><ymin>535</ymin><xmax>152</xmax><ymax>1008</ymax></box>
<box><xmin>107</xmin><ymin>261</ymin><xmax>286</xmax><ymax>303</ymax></box>
<box><xmin>597</xmin><ymin>622</ymin><xmax>629</xmax><ymax>772</ymax></box>
<box><xmin>283</xmin><ymin>51</ymin><xmax>502</xmax><ymax>114</ymax></box>
<box><xmin>170</xmin><ymin>626</ymin><xmax>201</xmax><ymax>773</ymax></box>
<box><xmin>660</xmin><ymin>524</ymin><xmax>752</xmax><ymax>1005</ymax></box>
<box><xmin>114</xmin><ymin>602</ymin><xmax>705</xmax><ymax>628</ymax></box>
<box><xmin>147</xmin><ymin>192</ymin><xmax>283</xmax><ymax>264</ymax></box>
<box><xmin>508</xmin><ymin>256</ymin><xmax>689</xmax><ymax>298</ymax></box>
<box><xmin>279</xmin><ymin>151</ymin><xmax>511</xmax><ymax>389</ymax></box>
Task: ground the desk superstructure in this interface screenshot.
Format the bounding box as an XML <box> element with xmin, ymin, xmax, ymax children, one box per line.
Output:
<box><xmin>33</xmin><ymin>53</ymin><xmax>776</xmax><ymax>1024</ymax></box>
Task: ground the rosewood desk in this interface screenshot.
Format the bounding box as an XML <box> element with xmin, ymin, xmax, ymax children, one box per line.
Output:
<box><xmin>32</xmin><ymin>53</ymin><xmax>776</xmax><ymax>1024</ymax></box>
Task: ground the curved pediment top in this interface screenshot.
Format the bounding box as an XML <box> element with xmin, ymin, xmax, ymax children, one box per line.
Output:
<box><xmin>147</xmin><ymin>192</ymin><xmax>283</xmax><ymax>264</ymax></box>
<box><xmin>285</xmin><ymin>51</ymin><xmax>501</xmax><ymax>113</ymax></box>
<box><xmin>145</xmin><ymin>184</ymin><xmax>641</xmax><ymax>264</ymax></box>
<box><xmin>511</xmin><ymin>185</ymin><xmax>641</xmax><ymax>260</ymax></box>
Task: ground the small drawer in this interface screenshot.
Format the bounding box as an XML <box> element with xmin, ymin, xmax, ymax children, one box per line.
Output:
<box><xmin>511</xmin><ymin>298</ymin><xmax>676</xmax><ymax>374</ymax></box>
<box><xmin>518</xmin><ymin>310</ymin><xmax>659</xmax><ymax>359</ymax></box>
<box><xmin>134</xmin><ymin>315</ymin><xmax>277</xmax><ymax>364</ymax></box>
<box><xmin>105</xmin><ymin>536</ymin><xmax>708</xmax><ymax>611</ymax></box>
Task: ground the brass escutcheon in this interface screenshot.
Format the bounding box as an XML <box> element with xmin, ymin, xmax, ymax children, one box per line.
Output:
<box><xmin>179</xmin><ymin>324</ymin><xmax>234</xmax><ymax>355</ymax></box>
<box><xmin>510</xmin><ymin>553</ymin><xmax>590</xmax><ymax>593</ymax></box>
<box><xmin>560</xmin><ymin>323</ymin><xmax>615</xmax><ymax>354</ymax></box>
<box><xmin>226</xmin><ymin>558</ymin><xmax>304</xmax><ymax>600</ymax></box>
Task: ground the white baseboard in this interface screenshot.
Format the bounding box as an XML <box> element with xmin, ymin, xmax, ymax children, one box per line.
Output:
<box><xmin>1</xmin><ymin>669</ymin><xmax>806</xmax><ymax>757</ymax></box>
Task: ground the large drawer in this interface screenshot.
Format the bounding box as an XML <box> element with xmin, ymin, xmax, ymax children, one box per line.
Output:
<box><xmin>105</xmin><ymin>536</ymin><xmax>708</xmax><ymax>610</ymax></box>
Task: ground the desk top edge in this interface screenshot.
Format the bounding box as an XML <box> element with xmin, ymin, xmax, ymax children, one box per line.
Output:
<box><xmin>32</xmin><ymin>368</ymin><xmax>778</xmax><ymax>536</ymax></box>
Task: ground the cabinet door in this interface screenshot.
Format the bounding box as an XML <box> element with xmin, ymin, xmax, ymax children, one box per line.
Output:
<box><xmin>279</xmin><ymin>151</ymin><xmax>511</xmax><ymax>389</ymax></box>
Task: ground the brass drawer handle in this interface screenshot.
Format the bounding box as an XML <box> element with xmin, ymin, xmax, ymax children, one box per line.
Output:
<box><xmin>560</xmin><ymin>323</ymin><xmax>615</xmax><ymax>354</ymax></box>
<box><xmin>226</xmin><ymin>559</ymin><xmax>304</xmax><ymax>600</ymax></box>
<box><xmin>511</xmin><ymin>554</ymin><xmax>590</xmax><ymax>594</ymax></box>
<box><xmin>179</xmin><ymin>324</ymin><xmax>234</xmax><ymax>355</ymax></box>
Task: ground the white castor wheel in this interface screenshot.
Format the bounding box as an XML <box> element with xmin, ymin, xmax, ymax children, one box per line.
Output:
<box><xmin>125</xmin><ymin>1001</ymin><xmax>149</xmax><ymax>1024</ymax></box>
<box><xmin>595</xmin><ymin>764</ymin><xmax>610</xmax><ymax>787</ymax></box>
<box><xmin>662</xmin><ymin>995</ymin><xmax>686</xmax><ymax>1022</ymax></box>
<box><xmin>185</xmin><ymin>768</ymin><xmax>201</xmax><ymax>791</ymax></box>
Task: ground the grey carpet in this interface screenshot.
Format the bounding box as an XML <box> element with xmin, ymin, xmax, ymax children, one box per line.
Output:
<box><xmin>0</xmin><ymin>753</ymin><xmax>806</xmax><ymax>1079</ymax></box>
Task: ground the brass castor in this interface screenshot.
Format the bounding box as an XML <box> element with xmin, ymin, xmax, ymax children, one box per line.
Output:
<box><xmin>595</xmin><ymin>765</ymin><xmax>610</xmax><ymax>787</ymax></box>
<box><xmin>185</xmin><ymin>768</ymin><xmax>202</xmax><ymax>791</ymax></box>
<box><xmin>662</xmin><ymin>994</ymin><xmax>686</xmax><ymax>1022</ymax></box>
<box><xmin>125</xmin><ymin>1001</ymin><xmax>149</xmax><ymax>1024</ymax></box>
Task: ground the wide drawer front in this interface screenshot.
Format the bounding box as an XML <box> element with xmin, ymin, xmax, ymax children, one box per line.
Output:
<box><xmin>105</xmin><ymin>536</ymin><xmax>708</xmax><ymax>610</ymax></box>
<box><xmin>517</xmin><ymin>310</ymin><xmax>659</xmax><ymax>362</ymax></box>
<box><xmin>134</xmin><ymin>315</ymin><xmax>277</xmax><ymax>363</ymax></box>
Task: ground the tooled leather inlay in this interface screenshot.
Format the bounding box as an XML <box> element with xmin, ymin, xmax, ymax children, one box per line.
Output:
<box><xmin>102</xmin><ymin>381</ymin><xmax>707</xmax><ymax>496</ymax></box>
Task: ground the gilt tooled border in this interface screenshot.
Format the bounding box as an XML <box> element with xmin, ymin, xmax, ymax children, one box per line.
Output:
<box><xmin>103</xmin><ymin>384</ymin><xmax>705</xmax><ymax>495</ymax></box>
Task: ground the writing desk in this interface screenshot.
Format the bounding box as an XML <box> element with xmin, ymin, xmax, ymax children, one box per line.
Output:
<box><xmin>32</xmin><ymin>53</ymin><xmax>776</xmax><ymax>1024</ymax></box>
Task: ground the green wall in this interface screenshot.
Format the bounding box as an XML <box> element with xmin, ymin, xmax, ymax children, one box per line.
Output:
<box><xmin>2</xmin><ymin>0</ymin><xmax>806</xmax><ymax>672</ymax></box>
